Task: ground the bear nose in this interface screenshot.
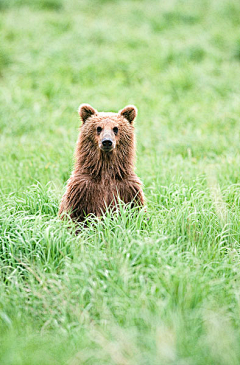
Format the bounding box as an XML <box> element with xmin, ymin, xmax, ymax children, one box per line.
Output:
<box><xmin>102</xmin><ymin>139</ymin><xmax>113</xmax><ymax>148</ymax></box>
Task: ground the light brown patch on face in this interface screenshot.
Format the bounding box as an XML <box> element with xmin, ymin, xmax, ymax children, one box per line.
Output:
<box><xmin>81</xmin><ymin>113</ymin><xmax>132</xmax><ymax>153</ymax></box>
<box><xmin>94</xmin><ymin>117</ymin><xmax>120</xmax><ymax>152</ymax></box>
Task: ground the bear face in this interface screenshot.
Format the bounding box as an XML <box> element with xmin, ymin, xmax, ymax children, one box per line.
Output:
<box><xmin>78</xmin><ymin>104</ymin><xmax>137</xmax><ymax>157</ymax></box>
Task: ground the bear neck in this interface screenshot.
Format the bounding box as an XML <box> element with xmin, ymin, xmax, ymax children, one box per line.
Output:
<box><xmin>75</xmin><ymin>140</ymin><xmax>135</xmax><ymax>180</ymax></box>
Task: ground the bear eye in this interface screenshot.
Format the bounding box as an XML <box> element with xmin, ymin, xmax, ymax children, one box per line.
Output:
<box><xmin>113</xmin><ymin>127</ymin><xmax>118</xmax><ymax>135</ymax></box>
<box><xmin>97</xmin><ymin>126</ymin><xmax>102</xmax><ymax>134</ymax></box>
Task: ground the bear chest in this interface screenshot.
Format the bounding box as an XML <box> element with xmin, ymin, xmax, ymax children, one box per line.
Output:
<box><xmin>87</xmin><ymin>178</ymin><xmax>131</xmax><ymax>206</ymax></box>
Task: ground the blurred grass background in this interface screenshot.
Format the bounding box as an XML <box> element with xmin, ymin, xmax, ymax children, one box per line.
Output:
<box><xmin>0</xmin><ymin>0</ymin><xmax>240</xmax><ymax>364</ymax></box>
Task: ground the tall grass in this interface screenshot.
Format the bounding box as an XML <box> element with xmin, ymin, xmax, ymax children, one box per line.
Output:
<box><xmin>0</xmin><ymin>0</ymin><xmax>240</xmax><ymax>363</ymax></box>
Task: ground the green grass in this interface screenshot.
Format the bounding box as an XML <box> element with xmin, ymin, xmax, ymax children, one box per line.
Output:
<box><xmin>0</xmin><ymin>0</ymin><xmax>240</xmax><ymax>363</ymax></box>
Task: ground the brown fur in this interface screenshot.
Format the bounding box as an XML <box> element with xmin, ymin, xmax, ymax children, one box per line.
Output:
<box><xmin>59</xmin><ymin>104</ymin><xmax>144</xmax><ymax>222</ymax></box>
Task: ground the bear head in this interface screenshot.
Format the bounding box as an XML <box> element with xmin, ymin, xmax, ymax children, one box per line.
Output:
<box><xmin>78</xmin><ymin>104</ymin><xmax>137</xmax><ymax>155</ymax></box>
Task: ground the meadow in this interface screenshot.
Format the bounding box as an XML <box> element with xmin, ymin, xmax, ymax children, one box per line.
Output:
<box><xmin>0</xmin><ymin>0</ymin><xmax>240</xmax><ymax>363</ymax></box>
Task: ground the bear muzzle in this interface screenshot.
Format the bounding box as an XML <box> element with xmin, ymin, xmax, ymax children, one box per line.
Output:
<box><xmin>100</xmin><ymin>136</ymin><xmax>116</xmax><ymax>152</ymax></box>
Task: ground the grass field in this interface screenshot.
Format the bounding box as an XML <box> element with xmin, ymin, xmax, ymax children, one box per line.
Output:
<box><xmin>0</xmin><ymin>0</ymin><xmax>240</xmax><ymax>363</ymax></box>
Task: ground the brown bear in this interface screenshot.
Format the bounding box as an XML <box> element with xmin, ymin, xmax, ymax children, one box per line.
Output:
<box><xmin>59</xmin><ymin>104</ymin><xmax>144</xmax><ymax>222</ymax></box>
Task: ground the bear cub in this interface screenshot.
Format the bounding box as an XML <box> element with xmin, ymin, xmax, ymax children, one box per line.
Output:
<box><xmin>59</xmin><ymin>104</ymin><xmax>144</xmax><ymax>222</ymax></box>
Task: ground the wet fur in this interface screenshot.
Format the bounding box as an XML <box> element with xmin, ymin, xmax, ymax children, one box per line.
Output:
<box><xmin>59</xmin><ymin>105</ymin><xmax>144</xmax><ymax>222</ymax></box>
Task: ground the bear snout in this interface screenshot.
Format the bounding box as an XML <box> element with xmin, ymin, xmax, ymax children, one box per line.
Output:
<box><xmin>100</xmin><ymin>136</ymin><xmax>116</xmax><ymax>152</ymax></box>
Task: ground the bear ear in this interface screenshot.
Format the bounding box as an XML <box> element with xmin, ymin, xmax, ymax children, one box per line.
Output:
<box><xmin>119</xmin><ymin>105</ymin><xmax>137</xmax><ymax>124</ymax></box>
<box><xmin>78</xmin><ymin>104</ymin><xmax>97</xmax><ymax>123</ymax></box>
